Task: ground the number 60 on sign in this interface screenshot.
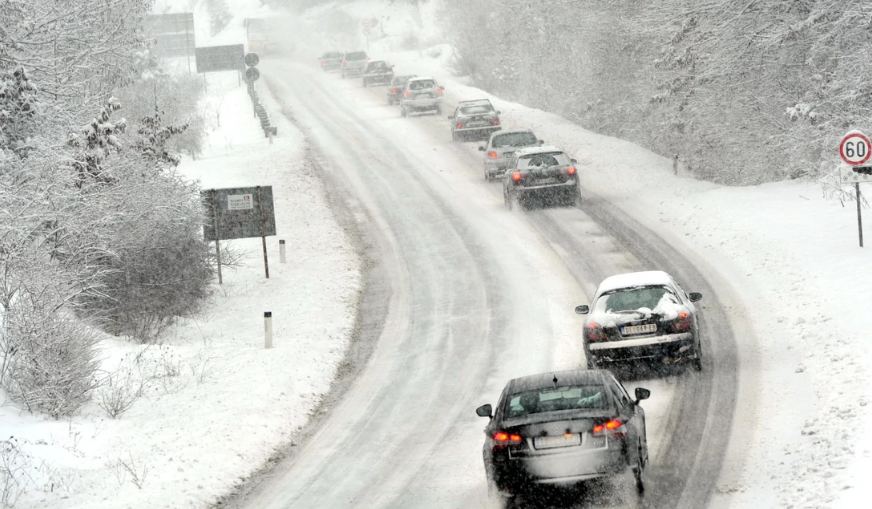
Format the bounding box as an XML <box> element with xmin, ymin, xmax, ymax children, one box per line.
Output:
<box><xmin>840</xmin><ymin>130</ymin><xmax>871</xmax><ymax>166</ymax></box>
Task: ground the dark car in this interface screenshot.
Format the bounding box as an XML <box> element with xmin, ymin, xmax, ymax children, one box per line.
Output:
<box><xmin>361</xmin><ymin>60</ymin><xmax>394</xmax><ymax>87</ymax></box>
<box><xmin>574</xmin><ymin>270</ymin><xmax>704</xmax><ymax>371</ymax></box>
<box><xmin>340</xmin><ymin>50</ymin><xmax>368</xmax><ymax>79</ymax></box>
<box><xmin>479</xmin><ymin>129</ymin><xmax>544</xmax><ymax>181</ymax></box>
<box><xmin>449</xmin><ymin>99</ymin><xmax>501</xmax><ymax>142</ymax></box>
<box><xmin>503</xmin><ymin>146</ymin><xmax>580</xmax><ymax>209</ymax></box>
<box><xmin>318</xmin><ymin>51</ymin><xmax>343</xmax><ymax>72</ymax></box>
<box><xmin>476</xmin><ymin>369</ymin><xmax>650</xmax><ymax>502</ymax></box>
<box><xmin>387</xmin><ymin>75</ymin><xmax>416</xmax><ymax>105</ymax></box>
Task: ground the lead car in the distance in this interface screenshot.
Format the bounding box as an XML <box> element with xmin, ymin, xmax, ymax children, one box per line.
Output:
<box><xmin>476</xmin><ymin>369</ymin><xmax>650</xmax><ymax>507</ymax></box>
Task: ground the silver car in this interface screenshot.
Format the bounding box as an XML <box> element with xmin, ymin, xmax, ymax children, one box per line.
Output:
<box><xmin>503</xmin><ymin>146</ymin><xmax>580</xmax><ymax>209</ymax></box>
<box><xmin>399</xmin><ymin>77</ymin><xmax>444</xmax><ymax>117</ymax></box>
<box><xmin>340</xmin><ymin>50</ymin><xmax>368</xmax><ymax>79</ymax></box>
<box><xmin>476</xmin><ymin>369</ymin><xmax>650</xmax><ymax>502</ymax></box>
<box><xmin>479</xmin><ymin>129</ymin><xmax>544</xmax><ymax>181</ymax></box>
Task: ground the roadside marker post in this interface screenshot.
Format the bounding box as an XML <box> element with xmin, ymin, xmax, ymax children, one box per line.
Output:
<box><xmin>839</xmin><ymin>130</ymin><xmax>872</xmax><ymax>247</ymax></box>
<box><xmin>279</xmin><ymin>239</ymin><xmax>286</xmax><ymax>263</ymax></box>
<box><xmin>264</xmin><ymin>311</ymin><xmax>273</xmax><ymax>349</ymax></box>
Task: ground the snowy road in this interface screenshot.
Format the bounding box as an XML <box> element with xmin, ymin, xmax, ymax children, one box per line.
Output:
<box><xmin>227</xmin><ymin>59</ymin><xmax>741</xmax><ymax>509</ymax></box>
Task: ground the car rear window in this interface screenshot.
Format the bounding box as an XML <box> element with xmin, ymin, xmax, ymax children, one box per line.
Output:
<box><xmin>505</xmin><ymin>385</ymin><xmax>608</xmax><ymax>418</ymax></box>
<box><xmin>595</xmin><ymin>286</ymin><xmax>679</xmax><ymax>314</ymax></box>
<box><xmin>493</xmin><ymin>132</ymin><xmax>537</xmax><ymax>148</ymax></box>
<box><xmin>393</xmin><ymin>75</ymin><xmax>415</xmax><ymax>84</ymax></box>
<box><xmin>408</xmin><ymin>80</ymin><xmax>436</xmax><ymax>90</ymax></box>
<box><xmin>368</xmin><ymin>61</ymin><xmax>389</xmax><ymax>70</ymax></box>
<box><xmin>518</xmin><ymin>152</ymin><xmax>571</xmax><ymax>168</ymax></box>
<box><xmin>459</xmin><ymin>104</ymin><xmax>494</xmax><ymax>115</ymax></box>
<box><xmin>323</xmin><ymin>52</ymin><xmax>342</xmax><ymax>58</ymax></box>
<box><xmin>345</xmin><ymin>51</ymin><xmax>367</xmax><ymax>60</ymax></box>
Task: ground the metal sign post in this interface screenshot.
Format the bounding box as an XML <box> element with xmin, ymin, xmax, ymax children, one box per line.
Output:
<box><xmin>838</xmin><ymin>130</ymin><xmax>871</xmax><ymax>247</ymax></box>
<box><xmin>258</xmin><ymin>186</ymin><xmax>270</xmax><ymax>279</ymax></box>
<box><xmin>211</xmin><ymin>189</ymin><xmax>223</xmax><ymax>284</ymax></box>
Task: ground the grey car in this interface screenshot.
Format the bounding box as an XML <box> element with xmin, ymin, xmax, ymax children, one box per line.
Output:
<box><xmin>340</xmin><ymin>50</ymin><xmax>368</xmax><ymax>79</ymax></box>
<box><xmin>503</xmin><ymin>146</ymin><xmax>580</xmax><ymax>209</ymax></box>
<box><xmin>399</xmin><ymin>77</ymin><xmax>444</xmax><ymax>117</ymax></box>
<box><xmin>362</xmin><ymin>60</ymin><xmax>394</xmax><ymax>87</ymax></box>
<box><xmin>574</xmin><ymin>270</ymin><xmax>704</xmax><ymax>372</ymax></box>
<box><xmin>449</xmin><ymin>99</ymin><xmax>501</xmax><ymax>142</ymax></box>
<box><xmin>476</xmin><ymin>369</ymin><xmax>650</xmax><ymax>503</ymax></box>
<box><xmin>479</xmin><ymin>129</ymin><xmax>544</xmax><ymax>181</ymax></box>
<box><xmin>387</xmin><ymin>75</ymin><xmax>416</xmax><ymax>105</ymax></box>
<box><xmin>318</xmin><ymin>51</ymin><xmax>343</xmax><ymax>72</ymax></box>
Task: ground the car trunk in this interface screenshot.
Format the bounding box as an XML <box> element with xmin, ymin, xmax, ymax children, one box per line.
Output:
<box><xmin>519</xmin><ymin>165</ymin><xmax>573</xmax><ymax>186</ymax></box>
<box><xmin>602</xmin><ymin>311</ymin><xmax>686</xmax><ymax>341</ymax></box>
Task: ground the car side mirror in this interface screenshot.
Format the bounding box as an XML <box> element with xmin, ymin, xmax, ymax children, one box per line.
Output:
<box><xmin>476</xmin><ymin>404</ymin><xmax>493</xmax><ymax>419</ymax></box>
<box><xmin>538</xmin><ymin>140</ymin><xmax>545</xmax><ymax>145</ymax></box>
<box><xmin>447</xmin><ymin>115</ymin><xmax>454</xmax><ymax>120</ymax></box>
<box><xmin>634</xmin><ymin>387</ymin><xmax>651</xmax><ymax>403</ymax></box>
<box><xmin>574</xmin><ymin>305</ymin><xmax>589</xmax><ymax>314</ymax></box>
<box><xmin>440</xmin><ymin>85</ymin><xmax>446</xmax><ymax>90</ymax></box>
<box><xmin>571</xmin><ymin>158</ymin><xmax>578</xmax><ymax>164</ymax></box>
<box><xmin>688</xmin><ymin>292</ymin><xmax>703</xmax><ymax>302</ymax></box>
<box><xmin>478</xmin><ymin>146</ymin><xmax>485</xmax><ymax>151</ymax></box>
<box><xmin>496</xmin><ymin>111</ymin><xmax>501</xmax><ymax>114</ymax></box>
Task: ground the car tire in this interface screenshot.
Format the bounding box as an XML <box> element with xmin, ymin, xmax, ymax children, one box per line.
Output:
<box><xmin>484</xmin><ymin>166</ymin><xmax>491</xmax><ymax>181</ymax></box>
<box><xmin>692</xmin><ymin>335</ymin><xmax>703</xmax><ymax>372</ymax></box>
<box><xmin>586</xmin><ymin>354</ymin><xmax>599</xmax><ymax>369</ymax></box>
<box><xmin>401</xmin><ymin>106</ymin><xmax>408</xmax><ymax>118</ymax></box>
<box><xmin>632</xmin><ymin>446</ymin><xmax>645</xmax><ymax>495</ymax></box>
<box><xmin>341</xmin><ymin>71</ymin><xmax>346</xmax><ymax>79</ymax></box>
<box><xmin>504</xmin><ymin>189</ymin><xmax>516</xmax><ymax>210</ymax></box>
<box><xmin>451</xmin><ymin>130</ymin><xmax>458</xmax><ymax>142</ymax></box>
<box><xmin>435</xmin><ymin>106</ymin><xmax>442</xmax><ymax>115</ymax></box>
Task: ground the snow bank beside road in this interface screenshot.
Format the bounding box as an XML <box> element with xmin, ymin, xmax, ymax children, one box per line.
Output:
<box><xmin>2</xmin><ymin>72</ymin><xmax>361</xmax><ymax>509</ymax></box>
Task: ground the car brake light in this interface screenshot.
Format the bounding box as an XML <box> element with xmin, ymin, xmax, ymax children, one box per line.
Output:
<box><xmin>436</xmin><ymin>88</ymin><xmax>442</xmax><ymax>95</ymax></box>
<box><xmin>392</xmin><ymin>87</ymin><xmax>397</xmax><ymax>93</ymax></box>
<box><xmin>456</xmin><ymin>123</ymin><xmax>463</xmax><ymax>129</ymax></box>
<box><xmin>488</xmin><ymin>151</ymin><xmax>498</xmax><ymax>159</ymax></box>
<box><xmin>673</xmin><ymin>311</ymin><xmax>692</xmax><ymax>332</ymax></box>
<box><xmin>593</xmin><ymin>419</ymin><xmax>628</xmax><ymax>439</ymax></box>
<box><xmin>343</xmin><ymin>60</ymin><xmax>347</xmax><ymax>65</ymax></box>
<box><xmin>404</xmin><ymin>91</ymin><xmax>410</xmax><ymax>97</ymax></box>
<box><xmin>321</xmin><ymin>62</ymin><xmax>326</xmax><ymax>66</ymax></box>
<box><xmin>366</xmin><ymin>57</ymin><xmax>370</xmax><ymax>61</ymax></box>
<box><xmin>511</xmin><ymin>172</ymin><xmax>522</xmax><ymax>182</ymax></box>
<box><xmin>585</xmin><ymin>322</ymin><xmax>606</xmax><ymax>342</ymax></box>
<box><xmin>566</xmin><ymin>166</ymin><xmax>577</xmax><ymax>175</ymax></box>
<box><xmin>493</xmin><ymin>120</ymin><xmax>500</xmax><ymax>125</ymax></box>
<box><xmin>493</xmin><ymin>431</ymin><xmax>522</xmax><ymax>445</ymax></box>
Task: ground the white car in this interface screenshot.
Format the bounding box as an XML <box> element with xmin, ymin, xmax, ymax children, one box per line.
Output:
<box><xmin>399</xmin><ymin>77</ymin><xmax>444</xmax><ymax>117</ymax></box>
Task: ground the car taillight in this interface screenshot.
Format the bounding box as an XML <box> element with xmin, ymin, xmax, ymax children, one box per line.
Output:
<box><xmin>566</xmin><ymin>166</ymin><xmax>577</xmax><ymax>175</ymax></box>
<box><xmin>366</xmin><ymin>57</ymin><xmax>370</xmax><ymax>61</ymax></box>
<box><xmin>672</xmin><ymin>311</ymin><xmax>692</xmax><ymax>332</ymax></box>
<box><xmin>436</xmin><ymin>88</ymin><xmax>443</xmax><ymax>95</ymax></box>
<box><xmin>593</xmin><ymin>419</ymin><xmax>627</xmax><ymax>438</ymax></box>
<box><xmin>320</xmin><ymin>61</ymin><xmax>326</xmax><ymax>66</ymax></box>
<box><xmin>456</xmin><ymin>123</ymin><xmax>463</xmax><ymax>129</ymax></box>
<box><xmin>511</xmin><ymin>172</ymin><xmax>522</xmax><ymax>182</ymax></box>
<box><xmin>584</xmin><ymin>322</ymin><xmax>606</xmax><ymax>342</ymax></box>
<box><xmin>404</xmin><ymin>91</ymin><xmax>410</xmax><ymax>97</ymax></box>
<box><xmin>391</xmin><ymin>87</ymin><xmax>397</xmax><ymax>93</ymax></box>
<box><xmin>493</xmin><ymin>120</ymin><xmax>500</xmax><ymax>125</ymax></box>
<box><xmin>343</xmin><ymin>60</ymin><xmax>347</xmax><ymax>65</ymax></box>
<box><xmin>488</xmin><ymin>151</ymin><xmax>498</xmax><ymax>158</ymax></box>
<box><xmin>493</xmin><ymin>431</ymin><xmax>522</xmax><ymax>446</ymax></box>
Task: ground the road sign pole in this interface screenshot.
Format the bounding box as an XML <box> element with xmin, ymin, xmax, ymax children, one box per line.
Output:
<box><xmin>857</xmin><ymin>182</ymin><xmax>864</xmax><ymax>248</ymax></box>
<box><xmin>258</xmin><ymin>186</ymin><xmax>270</xmax><ymax>278</ymax></box>
<box><xmin>211</xmin><ymin>189</ymin><xmax>224</xmax><ymax>284</ymax></box>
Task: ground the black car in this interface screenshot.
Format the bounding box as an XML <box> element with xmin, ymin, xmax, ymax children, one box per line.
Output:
<box><xmin>476</xmin><ymin>370</ymin><xmax>650</xmax><ymax>502</ymax></box>
<box><xmin>574</xmin><ymin>270</ymin><xmax>704</xmax><ymax>371</ymax></box>
<box><xmin>449</xmin><ymin>99</ymin><xmax>501</xmax><ymax>141</ymax></box>
<box><xmin>387</xmin><ymin>74</ymin><xmax>416</xmax><ymax>105</ymax></box>
<box><xmin>318</xmin><ymin>51</ymin><xmax>343</xmax><ymax>72</ymax></box>
<box><xmin>503</xmin><ymin>146</ymin><xmax>580</xmax><ymax>209</ymax></box>
<box><xmin>362</xmin><ymin>60</ymin><xmax>394</xmax><ymax>87</ymax></box>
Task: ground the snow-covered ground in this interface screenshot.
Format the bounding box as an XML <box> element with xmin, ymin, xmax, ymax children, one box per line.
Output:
<box><xmin>1</xmin><ymin>65</ymin><xmax>361</xmax><ymax>508</ymax></box>
<box><xmin>2</xmin><ymin>1</ymin><xmax>869</xmax><ymax>508</ymax></box>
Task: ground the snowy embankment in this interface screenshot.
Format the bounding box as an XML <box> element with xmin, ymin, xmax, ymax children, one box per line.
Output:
<box><xmin>2</xmin><ymin>71</ymin><xmax>361</xmax><ymax>508</ymax></box>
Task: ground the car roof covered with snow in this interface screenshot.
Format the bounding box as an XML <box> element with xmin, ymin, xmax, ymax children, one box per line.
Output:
<box><xmin>514</xmin><ymin>145</ymin><xmax>565</xmax><ymax>157</ymax></box>
<box><xmin>458</xmin><ymin>98</ymin><xmax>493</xmax><ymax>107</ymax></box>
<box><xmin>595</xmin><ymin>271</ymin><xmax>674</xmax><ymax>295</ymax></box>
<box><xmin>492</xmin><ymin>128</ymin><xmax>536</xmax><ymax>135</ymax></box>
<box><xmin>408</xmin><ymin>76</ymin><xmax>437</xmax><ymax>82</ymax></box>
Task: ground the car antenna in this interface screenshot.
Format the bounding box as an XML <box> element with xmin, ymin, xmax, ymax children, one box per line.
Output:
<box><xmin>552</xmin><ymin>375</ymin><xmax>558</xmax><ymax>386</ymax></box>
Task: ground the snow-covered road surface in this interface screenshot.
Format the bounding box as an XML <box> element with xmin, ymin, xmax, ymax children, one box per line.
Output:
<box><xmin>219</xmin><ymin>58</ymin><xmax>746</xmax><ymax>509</ymax></box>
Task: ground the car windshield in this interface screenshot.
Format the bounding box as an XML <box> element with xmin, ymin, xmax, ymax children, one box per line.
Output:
<box><xmin>408</xmin><ymin>80</ymin><xmax>436</xmax><ymax>90</ymax></box>
<box><xmin>322</xmin><ymin>52</ymin><xmax>342</xmax><ymax>58</ymax></box>
<box><xmin>393</xmin><ymin>75</ymin><xmax>415</xmax><ymax>85</ymax></box>
<box><xmin>595</xmin><ymin>286</ymin><xmax>679</xmax><ymax>314</ymax></box>
<box><xmin>518</xmin><ymin>152</ymin><xmax>571</xmax><ymax>168</ymax></box>
<box><xmin>505</xmin><ymin>385</ymin><xmax>608</xmax><ymax>418</ymax></box>
<box><xmin>493</xmin><ymin>132</ymin><xmax>537</xmax><ymax>148</ymax></box>
<box><xmin>368</xmin><ymin>61</ymin><xmax>389</xmax><ymax>70</ymax></box>
<box><xmin>345</xmin><ymin>52</ymin><xmax>367</xmax><ymax>60</ymax></box>
<box><xmin>459</xmin><ymin>104</ymin><xmax>494</xmax><ymax>115</ymax></box>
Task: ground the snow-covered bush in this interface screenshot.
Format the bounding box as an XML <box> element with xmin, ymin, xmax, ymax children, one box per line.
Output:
<box><xmin>207</xmin><ymin>0</ymin><xmax>233</xmax><ymax>36</ymax></box>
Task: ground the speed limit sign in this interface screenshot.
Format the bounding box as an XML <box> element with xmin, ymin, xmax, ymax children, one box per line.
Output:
<box><xmin>840</xmin><ymin>130</ymin><xmax>871</xmax><ymax>166</ymax></box>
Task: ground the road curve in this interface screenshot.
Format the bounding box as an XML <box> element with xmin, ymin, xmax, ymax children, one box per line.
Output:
<box><xmin>222</xmin><ymin>59</ymin><xmax>741</xmax><ymax>509</ymax></box>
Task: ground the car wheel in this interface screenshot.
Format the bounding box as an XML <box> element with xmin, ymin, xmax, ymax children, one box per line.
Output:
<box><xmin>451</xmin><ymin>130</ymin><xmax>458</xmax><ymax>142</ymax></box>
<box><xmin>632</xmin><ymin>446</ymin><xmax>645</xmax><ymax>495</ymax></box>
<box><xmin>586</xmin><ymin>354</ymin><xmax>599</xmax><ymax>369</ymax></box>
<box><xmin>341</xmin><ymin>71</ymin><xmax>346</xmax><ymax>79</ymax></box>
<box><xmin>692</xmin><ymin>334</ymin><xmax>703</xmax><ymax>372</ymax></box>
<box><xmin>401</xmin><ymin>106</ymin><xmax>408</xmax><ymax>118</ymax></box>
<box><xmin>436</xmin><ymin>106</ymin><xmax>442</xmax><ymax>115</ymax></box>
<box><xmin>484</xmin><ymin>166</ymin><xmax>491</xmax><ymax>181</ymax></box>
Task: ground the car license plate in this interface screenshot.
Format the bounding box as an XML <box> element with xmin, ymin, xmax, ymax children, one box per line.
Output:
<box><xmin>621</xmin><ymin>324</ymin><xmax>657</xmax><ymax>335</ymax></box>
<box><xmin>534</xmin><ymin>434</ymin><xmax>581</xmax><ymax>449</ymax></box>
